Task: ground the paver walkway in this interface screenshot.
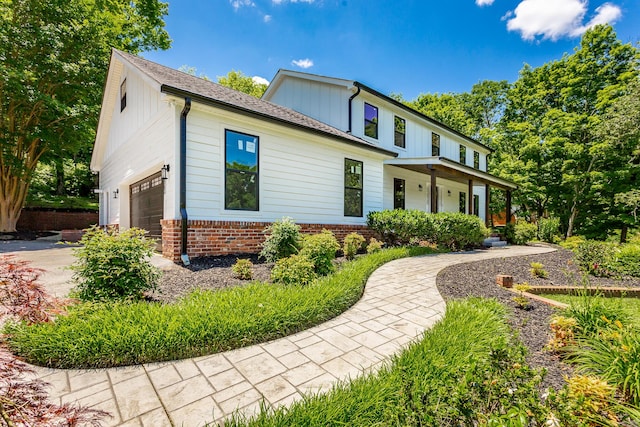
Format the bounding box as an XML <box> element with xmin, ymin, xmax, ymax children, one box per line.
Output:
<box><xmin>32</xmin><ymin>245</ymin><xmax>554</xmax><ymax>427</ymax></box>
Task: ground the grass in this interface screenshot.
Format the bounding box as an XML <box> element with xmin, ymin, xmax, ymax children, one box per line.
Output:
<box><xmin>222</xmin><ymin>298</ymin><xmax>556</xmax><ymax>426</ymax></box>
<box><xmin>25</xmin><ymin>195</ymin><xmax>99</xmax><ymax>211</ymax></box>
<box><xmin>540</xmin><ymin>294</ymin><xmax>640</xmax><ymax>326</ymax></box>
<box><xmin>4</xmin><ymin>246</ymin><xmax>436</xmax><ymax>368</ymax></box>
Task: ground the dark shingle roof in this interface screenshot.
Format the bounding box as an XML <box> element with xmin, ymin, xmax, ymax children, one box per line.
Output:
<box><xmin>115</xmin><ymin>49</ymin><xmax>397</xmax><ymax>157</ymax></box>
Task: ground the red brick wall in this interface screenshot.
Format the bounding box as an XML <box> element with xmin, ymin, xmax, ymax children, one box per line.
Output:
<box><xmin>17</xmin><ymin>209</ymin><xmax>98</xmax><ymax>231</ymax></box>
<box><xmin>161</xmin><ymin>219</ymin><xmax>374</xmax><ymax>261</ymax></box>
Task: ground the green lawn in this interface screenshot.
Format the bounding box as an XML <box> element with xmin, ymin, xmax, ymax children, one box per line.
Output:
<box><xmin>540</xmin><ymin>293</ymin><xmax>640</xmax><ymax>325</ymax></box>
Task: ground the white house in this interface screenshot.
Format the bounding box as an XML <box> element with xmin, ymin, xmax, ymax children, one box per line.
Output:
<box><xmin>91</xmin><ymin>50</ymin><xmax>515</xmax><ymax>262</ymax></box>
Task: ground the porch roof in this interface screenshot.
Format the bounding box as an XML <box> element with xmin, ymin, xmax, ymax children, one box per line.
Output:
<box><xmin>384</xmin><ymin>157</ymin><xmax>517</xmax><ymax>190</ymax></box>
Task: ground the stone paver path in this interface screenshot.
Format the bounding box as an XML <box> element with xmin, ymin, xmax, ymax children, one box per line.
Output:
<box><xmin>32</xmin><ymin>246</ymin><xmax>554</xmax><ymax>426</ymax></box>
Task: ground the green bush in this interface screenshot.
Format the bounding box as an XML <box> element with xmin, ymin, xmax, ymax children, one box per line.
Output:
<box><xmin>343</xmin><ymin>232</ymin><xmax>365</xmax><ymax>260</ymax></box>
<box><xmin>538</xmin><ymin>217</ymin><xmax>560</xmax><ymax>243</ymax></box>
<box><xmin>562</xmin><ymin>293</ymin><xmax>628</xmax><ymax>337</ymax></box>
<box><xmin>5</xmin><ymin>246</ymin><xmax>437</xmax><ymax>368</ymax></box>
<box><xmin>366</xmin><ymin>210</ymin><xmax>486</xmax><ymax>249</ymax></box>
<box><xmin>559</xmin><ymin>235</ymin><xmax>586</xmax><ymax>251</ymax></box>
<box><xmin>259</xmin><ymin>217</ymin><xmax>300</xmax><ymax>262</ymax></box>
<box><xmin>366</xmin><ymin>237</ymin><xmax>383</xmax><ymax>254</ymax></box>
<box><xmin>513</xmin><ymin>221</ymin><xmax>537</xmax><ymax>245</ymax></box>
<box><xmin>270</xmin><ymin>254</ymin><xmax>317</xmax><ymax>286</ymax></box>
<box><xmin>232</xmin><ymin>258</ymin><xmax>253</xmax><ymax>280</ymax></box>
<box><xmin>575</xmin><ymin>240</ymin><xmax>617</xmax><ymax>277</ymax></box>
<box><xmin>69</xmin><ymin>226</ymin><xmax>160</xmax><ymax>301</ymax></box>
<box><xmin>613</xmin><ymin>243</ymin><xmax>640</xmax><ymax>277</ymax></box>
<box><xmin>299</xmin><ymin>230</ymin><xmax>340</xmax><ymax>276</ymax></box>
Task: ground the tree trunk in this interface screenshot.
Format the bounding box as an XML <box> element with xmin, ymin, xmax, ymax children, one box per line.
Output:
<box><xmin>55</xmin><ymin>159</ymin><xmax>66</xmax><ymax>196</ymax></box>
<box><xmin>0</xmin><ymin>172</ymin><xmax>31</xmax><ymax>233</ymax></box>
<box><xmin>566</xmin><ymin>197</ymin><xmax>579</xmax><ymax>238</ymax></box>
<box><xmin>620</xmin><ymin>224</ymin><xmax>628</xmax><ymax>244</ymax></box>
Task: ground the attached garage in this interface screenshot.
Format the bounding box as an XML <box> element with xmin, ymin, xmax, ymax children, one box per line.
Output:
<box><xmin>130</xmin><ymin>171</ymin><xmax>164</xmax><ymax>243</ymax></box>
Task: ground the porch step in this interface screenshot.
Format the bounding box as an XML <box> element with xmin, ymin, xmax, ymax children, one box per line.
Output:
<box><xmin>483</xmin><ymin>236</ymin><xmax>508</xmax><ymax>248</ymax></box>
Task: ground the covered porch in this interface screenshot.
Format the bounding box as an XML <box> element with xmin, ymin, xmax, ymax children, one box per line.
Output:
<box><xmin>384</xmin><ymin>157</ymin><xmax>517</xmax><ymax>226</ymax></box>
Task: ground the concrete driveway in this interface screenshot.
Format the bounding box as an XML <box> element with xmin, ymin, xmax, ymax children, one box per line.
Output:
<box><xmin>0</xmin><ymin>240</ymin><xmax>174</xmax><ymax>297</ymax></box>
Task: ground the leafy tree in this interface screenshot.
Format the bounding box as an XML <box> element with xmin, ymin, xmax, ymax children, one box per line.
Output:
<box><xmin>217</xmin><ymin>70</ymin><xmax>268</xmax><ymax>98</ymax></box>
<box><xmin>0</xmin><ymin>0</ymin><xmax>170</xmax><ymax>231</ymax></box>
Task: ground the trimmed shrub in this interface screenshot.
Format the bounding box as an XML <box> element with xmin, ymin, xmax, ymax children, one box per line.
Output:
<box><xmin>70</xmin><ymin>226</ymin><xmax>160</xmax><ymax>301</ymax></box>
<box><xmin>300</xmin><ymin>230</ymin><xmax>340</xmax><ymax>276</ymax></box>
<box><xmin>232</xmin><ymin>258</ymin><xmax>253</xmax><ymax>280</ymax></box>
<box><xmin>367</xmin><ymin>210</ymin><xmax>486</xmax><ymax>249</ymax></box>
<box><xmin>575</xmin><ymin>240</ymin><xmax>617</xmax><ymax>277</ymax></box>
<box><xmin>367</xmin><ymin>237</ymin><xmax>383</xmax><ymax>254</ymax></box>
<box><xmin>513</xmin><ymin>221</ymin><xmax>537</xmax><ymax>245</ymax></box>
<box><xmin>259</xmin><ymin>217</ymin><xmax>300</xmax><ymax>262</ymax></box>
<box><xmin>343</xmin><ymin>232</ymin><xmax>365</xmax><ymax>260</ymax></box>
<box><xmin>270</xmin><ymin>254</ymin><xmax>316</xmax><ymax>286</ymax></box>
<box><xmin>538</xmin><ymin>217</ymin><xmax>560</xmax><ymax>243</ymax></box>
<box><xmin>559</xmin><ymin>235</ymin><xmax>586</xmax><ymax>251</ymax></box>
<box><xmin>614</xmin><ymin>243</ymin><xmax>640</xmax><ymax>277</ymax></box>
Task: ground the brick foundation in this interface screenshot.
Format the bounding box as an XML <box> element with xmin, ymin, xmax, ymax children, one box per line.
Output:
<box><xmin>161</xmin><ymin>219</ymin><xmax>375</xmax><ymax>261</ymax></box>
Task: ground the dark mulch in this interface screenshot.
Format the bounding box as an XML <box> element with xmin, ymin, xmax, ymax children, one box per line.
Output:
<box><xmin>436</xmin><ymin>245</ymin><xmax>639</xmax><ymax>391</ymax></box>
<box><xmin>0</xmin><ymin>231</ymin><xmax>57</xmax><ymax>241</ymax></box>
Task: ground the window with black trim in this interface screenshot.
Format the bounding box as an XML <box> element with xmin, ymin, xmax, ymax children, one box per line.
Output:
<box><xmin>459</xmin><ymin>192</ymin><xmax>466</xmax><ymax>213</ymax></box>
<box><xmin>120</xmin><ymin>79</ymin><xmax>127</xmax><ymax>112</ymax></box>
<box><xmin>432</xmin><ymin>133</ymin><xmax>440</xmax><ymax>156</ymax></box>
<box><xmin>460</xmin><ymin>145</ymin><xmax>467</xmax><ymax>164</ymax></box>
<box><xmin>344</xmin><ymin>159</ymin><xmax>363</xmax><ymax>217</ymax></box>
<box><xmin>473</xmin><ymin>151</ymin><xmax>480</xmax><ymax>169</ymax></box>
<box><xmin>473</xmin><ymin>194</ymin><xmax>480</xmax><ymax>216</ymax></box>
<box><xmin>394</xmin><ymin>116</ymin><xmax>405</xmax><ymax>148</ymax></box>
<box><xmin>364</xmin><ymin>103</ymin><xmax>378</xmax><ymax>139</ymax></box>
<box><xmin>394</xmin><ymin>178</ymin><xmax>405</xmax><ymax>209</ymax></box>
<box><xmin>225</xmin><ymin>130</ymin><xmax>259</xmax><ymax>211</ymax></box>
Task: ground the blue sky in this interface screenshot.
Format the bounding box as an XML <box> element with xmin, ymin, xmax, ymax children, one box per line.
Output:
<box><xmin>144</xmin><ymin>0</ymin><xmax>640</xmax><ymax>100</ymax></box>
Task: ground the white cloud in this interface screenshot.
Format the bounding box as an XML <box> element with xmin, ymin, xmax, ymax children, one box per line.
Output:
<box><xmin>230</xmin><ymin>0</ymin><xmax>255</xmax><ymax>11</ymax></box>
<box><xmin>263</xmin><ymin>14</ymin><xmax>272</xmax><ymax>22</ymax></box>
<box><xmin>476</xmin><ymin>0</ymin><xmax>495</xmax><ymax>6</ymax></box>
<box><xmin>291</xmin><ymin>58</ymin><xmax>314</xmax><ymax>69</ymax></box>
<box><xmin>505</xmin><ymin>0</ymin><xmax>622</xmax><ymax>41</ymax></box>
<box><xmin>252</xmin><ymin>76</ymin><xmax>270</xmax><ymax>86</ymax></box>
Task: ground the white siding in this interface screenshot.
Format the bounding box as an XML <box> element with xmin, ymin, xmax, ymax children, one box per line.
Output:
<box><xmin>183</xmin><ymin>104</ymin><xmax>386</xmax><ymax>225</ymax></box>
<box><xmin>98</xmin><ymin>62</ymin><xmax>177</xmax><ymax>227</ymax></box>
<box><xmin>266</xmin><ymin>78</ymin><xmax>351</xmax><ymax>131</ymax></box>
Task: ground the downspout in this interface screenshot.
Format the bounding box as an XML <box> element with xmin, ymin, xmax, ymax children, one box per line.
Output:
<box><xmin>179</xmin><ymin>98</ymin><xmax>191</xmax><ymax>266</ymax></box>
<box><xmin>347</xmin><ymin>84</ymin><xmax>361</xmax><ymax>133</ymax></box>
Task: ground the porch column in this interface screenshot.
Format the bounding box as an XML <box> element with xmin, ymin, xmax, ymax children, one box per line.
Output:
<box><xmin>485</xmin><ymin>184</ymin><xmax>490</xmax><ymax>227</ymax></box>
<box><xmin>468</xmin><ymin>180</ymin><xmax>474</xmax><ymax>216</ymax></box>
<box><xmin>430</xmin><ymin>168</ymin><xmax>437</xmax><ymax>213</ymax></box>
<box><xmin>506</xmin><ymin>190</ymin><xmax>512</xmax><ymax>224</ymax></box>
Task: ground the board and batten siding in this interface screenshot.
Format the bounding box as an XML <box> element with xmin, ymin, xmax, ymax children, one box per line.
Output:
<box><xmin>98</xmin><ymin>63</ymin><xmax>177</xmax><ymax>227</ymax></box>
<box><xmin>265</xmin><ymin>77</ymin><xmax>351</xmax><ymax>131</ymax></box>
<box><xmin>182</xmin><ymin>103</ymin><xmax>387</xmax><ymax>225</ymax></box>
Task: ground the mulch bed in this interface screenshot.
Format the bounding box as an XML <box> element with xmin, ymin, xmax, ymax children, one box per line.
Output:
<box><xmin>152</xmin><ymin>246</ymin><xmax>639</xmax><ymax>391</ymax></box>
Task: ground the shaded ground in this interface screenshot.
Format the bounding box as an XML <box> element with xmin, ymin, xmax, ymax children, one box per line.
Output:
<box><xmin>436</xmin><ymin>246</ymin><xmax>639</xmax><ymax>391</ymax></box>
<box><xmin>0</xmin><ymin>231</ymin><xmax>57</xmax><ymax>241</ymax></box>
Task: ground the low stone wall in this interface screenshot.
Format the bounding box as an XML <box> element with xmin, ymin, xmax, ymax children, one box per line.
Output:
<box><xmin>17</xmin><ymin>209</ymin><xmax>98</xmax><ymax>231</ymax></box>
<box><xmin>161</xmin><ymin>219</ymin><xmax>374</xmax><ymax>261</ymax></box>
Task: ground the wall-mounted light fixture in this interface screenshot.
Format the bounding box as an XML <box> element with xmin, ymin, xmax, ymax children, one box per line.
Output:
<box><xmin>161</xmin><ymin>164</ymin><xmax>170</xmax><ymax>180</ymax></box>
<box><xmin>113</xmin><ymin>189</ymin><xmax>119</xmax><ymax>199</ymax></box>
<box><xmin>447</xmin><ymin>190</ymin><xmax>451</xmax><ymax>196</ymax></box>
<box><xmin>418</xmin><ymin>184</ymin><xmax>423</xmax><ymax>192</ymax></box>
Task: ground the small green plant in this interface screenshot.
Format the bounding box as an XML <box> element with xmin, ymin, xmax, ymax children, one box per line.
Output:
<box><xmin>299</xmin><ymin>229</ymin><xmax>340</xmax><ymax>276</ymax></box>
<box><xmin>232</xmin><ymin>258</ymin><xmax>253</xmax><ymax>280</ymax></box>
<box><xmin>512</xmin><ymin>283</ymin><xmax>532</xmax><ymax>310</ymax></box>
<box><xmin>538</xmin><ymin>217</ymin><xmax>560</xmax><ymax>243</ymax></box>
<box><xmin>566</xmin><ymin>375</ymin><xmax>618</xmax><ymax>424</ymax></box>
<box><xmin>513</xmin><ymin>221</ymin><xmax>537</xmax><ymax>245</ymax></box>
<box><xmin>366</xmin><ymin>237</ymin><xmax>383</xmax><ymax>254</ymax></box>
<box><xmin>70</xmin><ymin>226</ymin><xmax>160</xmax><ymax>301</ymax></box>
<box><xmin>343</xmin><ymin>232</ymin><xmax>365</xmax><ymax>260</ymax></box>
<box><xmin>530</xmin><ymin>261</ymin><xmax>548</xmax><ymax>278</ymax></box>
<box><xmin>547</xmin><ymin>315</ymin><xmax>578</xmax><ymax>352</ymax></box>
<box><xmin>259</xmin><ymin>217</ymin><xmax>301</xmax><ymax>262</ymax></box>
<box><xmin>270</xmin><ymin>254</ymin><xmax>316</xmax><ymax>286</ymax></box>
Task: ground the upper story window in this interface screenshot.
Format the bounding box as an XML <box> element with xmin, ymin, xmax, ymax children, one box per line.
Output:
<box><xmin>364</xmin><ymin>103</ymin><xmax>378</xmax><ymax>139</ymax></box>
<box><xmin>460</xmin><ymin>145</ymin><xmax>467</xmax><ymax>165</ymax></box>
<box><xmin>344</xmin><ymin>158</ymin><xmax>363</xmax><ymax>217</ymax></box>
<box><xmin>394</xmin><ymin>116</ymin><xmax>406</xmax><ymax>148</ymax></box>
<box><xmin>120</xmin><ymin>79</ymin><xmax>127</xmax><ymax>112</ymax></box>
<box><xmin>473</xmin><ymin>151</ymin><xmax>480</xmax><ymax>169</ymax></box>
<box><xmin>225</xmin><ymin>130</ymin><xmax>259</xmax><ymax>211</ymax></box>
<box><xmin>394</xmin><ymin>178</ymin><xmax>405</xmax><ymax>209</ymax></box>
<box><xmin>431</xmin><ymin>132</ymin><xmax>440</xmax><ymax>156</ymax></box>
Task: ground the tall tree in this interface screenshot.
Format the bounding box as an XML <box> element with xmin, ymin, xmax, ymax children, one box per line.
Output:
<box><xmin>493</xmin><ymin>25</ymin><xmax>639</xmax><ymax>236</ymax></box>
<box><xmin>0</xmin><ymin>0</ymin><xmax>170</xmax><ymax>231</ymax></box>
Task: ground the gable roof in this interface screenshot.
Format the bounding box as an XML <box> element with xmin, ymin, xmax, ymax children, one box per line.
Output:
<box><xmin>264</xmin><ymin>69</ymin><xmax>492</xmax><ymax>153</ymax></box>
<box><xmin>112</xmin><ymin>50</ymin><xmax>397</xmax><ymax>157</ymax></box>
